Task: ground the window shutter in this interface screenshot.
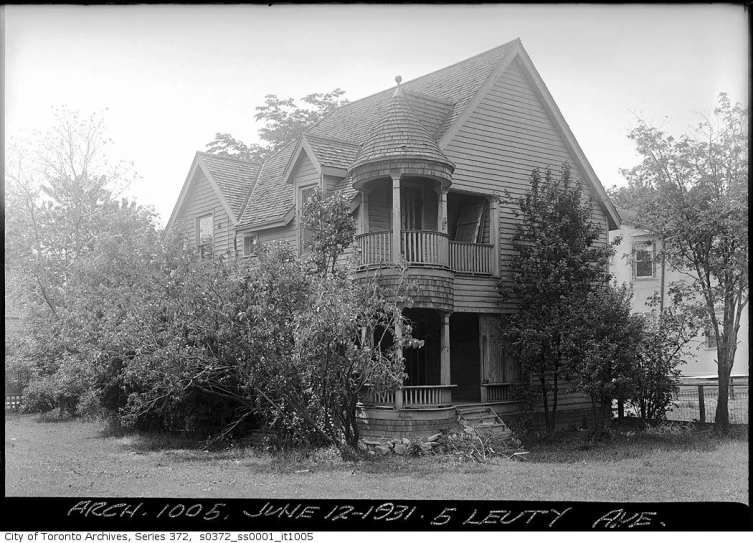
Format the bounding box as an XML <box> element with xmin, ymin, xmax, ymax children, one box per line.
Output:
<box><xmin>454</xmin><ymin>205</ymin><xmax>484</xmax><ymax>242</ymax></box>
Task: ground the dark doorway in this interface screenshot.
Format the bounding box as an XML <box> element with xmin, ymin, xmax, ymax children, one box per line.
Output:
<box><xmin>402</xmin><ymin>309</ymin><xmax>441</xmax><ymax>386</ymax></box>
<box><xmin>450</xmin><ymin>313</ymin><xmax>481</xmax><ymax>403</ymax></box>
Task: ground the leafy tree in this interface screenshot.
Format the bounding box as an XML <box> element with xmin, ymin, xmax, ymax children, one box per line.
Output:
<box><xmin>5</xmin><ymin>107</ymin><xmax>138</xmax><ymax>320</ymax></box>
<box><xmin>564</xmin><ymin>283</ymin><xmax>644</xmax><ymax>434</ymax></box>
<box><xmin>616</xmin><ymin>93</ymin><xmax>748</xmax><ymax>432</ymax></box>
<box><xmin>4</xmin><ymin>108</ymin><xmax>165</xmax><ymax>418</ymax></box>
<box><xmin>301</xmin><ymin>187</ymin><xmax>357</xmax><ymax>276</ymax></box>
<box><xmin>204</xmin><ymin>133</ymin><xmax>270</xmax><ymax>163</ymax></box>
<box><xmin>500</xmin><ymin>164</ymin><xmax>617</xmax><ymax>437</ymax></box>
<box><xmin>628</xmin><ymin>284</ymin><xmax>706</xmax><ymax>421</ymax></box>
<box><xmin>117</xmin><ymin>194</ymin><xmax>413</xmax><ymax>452</ymax></box>
<box><xmin>205</xmin><ymin>89</ymin><xmax>348</xmax><ymax>162</ymax></box>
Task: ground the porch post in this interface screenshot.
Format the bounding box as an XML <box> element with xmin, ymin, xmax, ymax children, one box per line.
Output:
<box><xmin>393</xmin><ymin>310</ymin><xmax>404</xmax><ymax>410</ymax></box>
<box><xmin>440</xmin><ymin>312</ymin><xmax>452</xmax><ymax>386</ymax></box>
<box><xmin>391</xmin><ymin>174</ymin><xmax>402</xmax><ymax>263</ymax></box>
<box><xmin>489</xmin><ymin>196</ymin><xmax>500</xmax><ymax>277</ymax></box>
<box><xmin>360</xmin><ymin>189</ymin><xmax>370</xmax><ymax>235</ymax></box>
<box><xmin>437</xmin><ymin>186</ymin><xmax>448</xmax><ymax>234</ymax></box>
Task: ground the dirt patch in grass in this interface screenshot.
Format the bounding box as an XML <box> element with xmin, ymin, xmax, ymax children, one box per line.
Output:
<box><xmin>5</xmin><ymin>413</ymin><xmax>748</xmax><ymax>502</ymax></box>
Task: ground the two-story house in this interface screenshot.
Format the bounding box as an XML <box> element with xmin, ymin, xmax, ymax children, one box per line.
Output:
<box><xmin>610</xmin><ymin>208</ymin><xmax>749</xmax><ymax>379</ymax></box>
<box><xmin>166</xmin><ymin>39</ymin><xmax>621</xmax><ymax>436</ymax></box>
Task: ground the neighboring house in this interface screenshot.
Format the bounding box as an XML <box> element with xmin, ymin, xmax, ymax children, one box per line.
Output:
<box><xmin>166</xmin><ymin>39</ymin><xmax>621</xmax><ymax>436</ymax></box>
<box><xmin>609</xmin><ymin>208</ymin><xmax>749</xmax><ymax>379</ymax></box>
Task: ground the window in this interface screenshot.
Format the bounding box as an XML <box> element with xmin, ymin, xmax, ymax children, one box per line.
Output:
<box><xmin>243</xmin><ymin>234</ymin><xmax>259</xmax><ymax>257</ymax></box>
<box><xmin>634</xmin><ymin>311</ymin><xmax>656</xmax><ymax>326</ymax></box>
<box><xmin>633</xmin><ymin>242</ymin><xmax>654</xmax><ymax>278</ymax></box>
<box><xmin>455</xmin><ymin>204</ymin><xmax>485</xmax><ymax>243</ymax></box>
<box><xmin>705</xmin><ymin>328</ymin><xmax>718</xmax><ymax>349</ymax></box>
<box><xmin>197</xmin><ymin>214</ymin><xmax>213</xmax><ymax>258</ymax></box>
<box><xmin>299</xmin><ymin>185</ymin><xmax>316</xmax><ymax>253</ymax></box>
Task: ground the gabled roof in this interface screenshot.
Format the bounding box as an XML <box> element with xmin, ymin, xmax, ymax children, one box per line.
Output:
<box><xmin>304</xmin><ymin>134</ymin><xmax>361</xmax><ymax>170</ymax></box>
<box><xmin>206</xmin><ymin>38</ymin><xmax>621</xmax><ymax>232</ymax></box>
<box><xmin>349</xmin><ymin>83</ymin><xmax>454</xmax><ymax>172</ymax></box>
<box><xmin>166</xmin><ymin>152</ymin><xmax>261</xmax><ymax>233</ymax></box>
<box><xmin>305</xmin><ymin>39</ymin><xmax>518</xmax><ymax>145</ymax></box>
<box><xmin>198</xmin><ymin>152</ymin><xmax>262</xmax><ymax>219</ymax></box>
<box><xmin>237</xmin><ymin>139</ymin><xmax>298</xmax><ymax>229</ymax></box>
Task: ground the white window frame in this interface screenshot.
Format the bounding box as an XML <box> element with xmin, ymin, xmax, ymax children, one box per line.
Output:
<box><xmin>633</xmin><ymin>241</ymin><xmax>655</xmax><ymax>279</ymax></box>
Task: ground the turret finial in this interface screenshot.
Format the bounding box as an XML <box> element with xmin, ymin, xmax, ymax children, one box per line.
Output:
<box><xmin>395</xmin><ymin>75</ymin><xmax>402</xmax><ymax>86</ymax></box>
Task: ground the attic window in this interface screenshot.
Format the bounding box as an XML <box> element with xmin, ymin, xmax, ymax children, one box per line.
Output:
<box><xmin>197</xmin><ymin>214</ymin><xmax>213</xmax><ymax>258</ymax></box>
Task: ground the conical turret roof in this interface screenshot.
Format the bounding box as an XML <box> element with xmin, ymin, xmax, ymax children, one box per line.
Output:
<box><xmin>349</xmin><ymin>79</ymin><xmax>455</xmax><ymax>173</ymax></box>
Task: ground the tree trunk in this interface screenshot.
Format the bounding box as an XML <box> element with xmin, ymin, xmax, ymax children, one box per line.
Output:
<box><xmin>715</xmin><ymin>360</ymin><xmax>732</xmax><ymax>434</ymax></box>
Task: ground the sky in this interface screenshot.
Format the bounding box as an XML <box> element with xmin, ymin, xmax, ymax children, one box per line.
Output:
<box><xmin>4</xmin><ymin>4</ymin><xmax>749</xmax><ymax>226</ymax></box>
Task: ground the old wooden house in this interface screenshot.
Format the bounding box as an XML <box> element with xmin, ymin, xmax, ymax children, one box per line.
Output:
<box><xmin>166</xmin><ymin>39</ymin><xmax>621</xmax><ymax>436</ymax></box>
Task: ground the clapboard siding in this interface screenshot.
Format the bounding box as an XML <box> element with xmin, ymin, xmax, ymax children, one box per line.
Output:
<box><xmin>257</xmin><ymin>222</ymin><xmax>297</xmax><ymax>246</ymax></box>
<box><xmin>324</xmin><ymin>174</ymin><xmax>340</xmax><ymax>195</ymax></box>
<box><xmin>368</xmin><ymin>181</ymin><xmax>391</xmax><ymax>232</ymax></box>
<box><xmin>445</xmin><ymin>58</ymin><xmax>609</xmax><ymax>304</ymax></box>
<box><xmin>178</xmin><ymin>169</ymin><xmax>233</xmax><ymax>257</ymax></box>
<box><xmin>294</xmin><ymin>152</ymin><xmax>320</xmax><ymax>189</ymax></box>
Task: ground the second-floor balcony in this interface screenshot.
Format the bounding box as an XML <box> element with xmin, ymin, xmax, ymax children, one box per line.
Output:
<box><xmin>356</xmin><ymin>230</ymin><xmax>494</xmax><ymax>275</ymax></box>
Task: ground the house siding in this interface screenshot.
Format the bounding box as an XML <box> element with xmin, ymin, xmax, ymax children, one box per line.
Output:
<box><xmin>295</xmin><ymin>152</ymin><xmax>320</xmax><ymax>189</ymax></box>
<box><xmin>610</xmin><ymin>222</ymin><xmax>749</xmax><ymax>377</ymax></box>
<box><xmin>367</xmin><ymin>181</ymin><xmax>392</xmax><ymax>232</ymax></box>
<box><xmin>176</xmin><ymin>169</ymin><xmax>233</xmax><ymax>257</ymax></box>
<box><xmin>445</xmin><ymin>58</ymin><xmax>609</xmax><ymax>311</ymax></box>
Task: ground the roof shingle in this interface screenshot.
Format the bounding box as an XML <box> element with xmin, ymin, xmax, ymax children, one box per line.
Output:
<box><xmin>198</xmin><ymin>152</ymin><xmax>261</xmax><ymax>220</ymax></box>
<box><xmin>306</xmin><ymin>40</ymin><xmax>516</xmax><ymax>145</ymax></box>
<box><xmin>237</xmin><ymin>141</ymin><xmax>297</xmax><ymax>228</ymax></box>
<box><xmin>303</xmin><ymin>134</ymin><xmax>361</xmax><ymax>170</ymax></box>
<box><xmin>349</xmin><ymin>85</ymin><xmax>454</xmax><ymax>172</ymax></box>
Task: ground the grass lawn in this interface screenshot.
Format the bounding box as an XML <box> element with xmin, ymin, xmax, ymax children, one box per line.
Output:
<box><xmin>4</xmin><ymin>413</ymin><xmax>748</xmax><ymax>502</ymax></box>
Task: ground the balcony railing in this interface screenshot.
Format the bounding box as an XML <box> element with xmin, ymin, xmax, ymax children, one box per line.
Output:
<box><xmin>449</xmin><ymin>241</ymin><xmax>494</xmax><ymax>275</ymax></box>
<box><xmin>362</xmin><ymin>384</ymin><xmax>457</xmax><ymax>408</ymax></box>
<box><xmin>401</xmin><ymin>230</ymin><xmax>449</xmax><ymax>267</ymax></box>
<box><xmin>356</xmin><ymin>231</ymin><xmax>391</xmax><ymax>266</ymax></box>
<box><xmin>357</xmin><ymin>231</ymin><xmax>492</xmax><ymax>274</ymax></box>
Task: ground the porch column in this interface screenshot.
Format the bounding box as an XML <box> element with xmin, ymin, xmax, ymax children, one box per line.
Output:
<box><xmin>440</xmin><ymin>312</ymin><xmax>452</xmax><ymax>386</ymax></box>
<box><xmin>391</xmin><ymin>175</ymin><xmax>402</xmax><ymax>263</ymax></box>
<box><xmin>489</xmin><ymin>196</ymin><xmax>500</xmax><ymax>277</ymax></box>
<box><xmin>393</xmin><ymin>311</ymin><xmax>404</xmax><ymax>410</ymax></box>
<box><xmin>438</xmin><ymin>187</ymin><xmax>449</xmax><ymax>234</ymax></box>
<box><xmin>360</xmin><ymin>189</ymin><xmax>370</xmax><ymax>235</ymax></box>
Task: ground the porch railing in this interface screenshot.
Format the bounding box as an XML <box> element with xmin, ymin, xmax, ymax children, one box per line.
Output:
<box><xmin>361</xmin><ymin>386</ymin><xmax>395</xmax><ymax>407</ymax></box>
<box><xmin>401</xmin><ymin>231</ymin><xmax>449</xmax><ymax>267</ymax></box>
<box><xmin>401</xmin><ymin>385</ymin><xmax>456</xmax><ymax>408</ymax></box>
<box><xmin>356</xmin><ymin>231</ymin><xmax>391</xmax><ymax>266</ymax></box>
<box><xmin>480</xmin><ymin>382</ymin><xmax>515</xmax><ymax>403</ymax></box>
<box><xmin>361</xmin><ymin>384</ymin><xmax>456</xmax><ymax>408</ymax></box>
<box><xmin>450</xmin><ymin>241</ymin><xmax>494</xmax><ymax>275</ymax></box>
